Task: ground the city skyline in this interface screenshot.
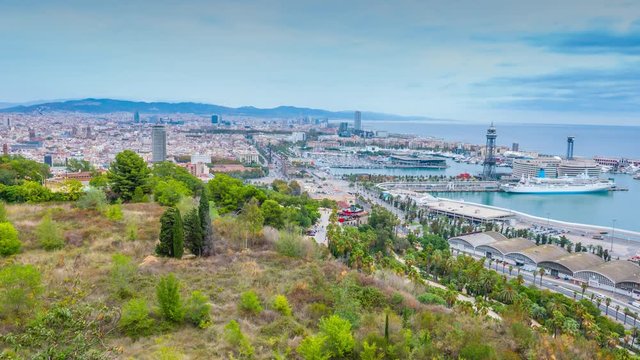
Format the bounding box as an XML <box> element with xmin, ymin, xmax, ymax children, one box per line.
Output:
<box><xmin>1</xmin><ymin>0</ymin><xmax>639</xmax><ymax>125</ymax></box>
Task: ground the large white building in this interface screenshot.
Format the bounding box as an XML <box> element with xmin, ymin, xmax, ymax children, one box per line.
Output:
<box><xmin>512</xmin><ymin>157</ymin><xmax>601</xmax><ymax>179</ymax></box>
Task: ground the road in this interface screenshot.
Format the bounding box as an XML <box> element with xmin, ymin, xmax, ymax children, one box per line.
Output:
<box><xmin>313</xmin><ymin>208</ymin><xmax>331</xmax><ymax>246</ymax></box>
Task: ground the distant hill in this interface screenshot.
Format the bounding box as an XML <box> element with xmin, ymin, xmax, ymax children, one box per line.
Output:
<box><xmin>0</xmin><ymin>98</ymin><xmax>433</xmax><ymax>121</ymax></box>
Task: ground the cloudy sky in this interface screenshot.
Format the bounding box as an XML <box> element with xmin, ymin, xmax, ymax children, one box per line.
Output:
<box><xmin>1</xmin><ymin>0</ymin><xmax>639</xmax><ymax>124</ymax></box>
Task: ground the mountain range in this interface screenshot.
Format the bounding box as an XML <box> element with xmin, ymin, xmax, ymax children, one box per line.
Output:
<box><xmin>0</xmin><ymin>98</ymin><xmax>433</xmax><ymax>121</ymax></box>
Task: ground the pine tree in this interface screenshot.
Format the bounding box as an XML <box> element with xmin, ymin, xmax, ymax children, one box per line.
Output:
<box><xmin>184</xmin><ymin>208</ymin><xmax>204</xmax><ymax>256</ymax></box>
<box><xmin>198</xmin><ymin>192</ymin><xmax>214</xmax><ymax>256</ymax></box>
<box><xmin>156</xmin><ymin>207</ymin><xmax>184</xmax><ymax>258</ymax></box>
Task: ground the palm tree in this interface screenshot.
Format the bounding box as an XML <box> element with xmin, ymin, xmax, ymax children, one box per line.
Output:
<box><xmin>624</xmin><ymin>307</ymin><xmax>630</xmax><ymax>324</ymax></box>
<box><xmin>533</xmin><ymin>272</ymin><xmax>538</xmax><ymax>286</ymax></box>
<box><xmin>605</xmin><ymin>298</ymin><xmax>611</xmax><ymax>316</ymax></box>
<box><xmin>498</xmin><ymin>284</ymin><xmax>516</xmax><ymax>304</ymax></box>
<box><xmin>508</xmin><ymin>265</ymin><xmax>513</xmax><ymax>276</ymax></box>
<box><xmin>538</xmin><ymin>268</ymin><xmax>545</xmax><ymax>286</ymax></box>
<box><xmin>596</xmin><ymin>298</ymin><xmax>602</xmax><ymax>312</ymax></box>
<box><xmin>615</xmin><ymin>305</ymin><xmax>620</xmax><ymax>321</ymax></box>
<box><xmin>516</xmin><ymin>274</ymin><xmax>524</xmax><ymax>287</ymax></box>
<box><xmin>573</xmin><ymin>291</ymin><xmax>577</xmax><ymax>300</ymax></box>
<box><xmin>580</xmin><ymin>282</ymin><xmax>588</xmax><ymax>299</ymax></box>
<box><xmin>444</xmin><ymin>287</ymin><xmax>458</xmax><ymax>308</ymax></box>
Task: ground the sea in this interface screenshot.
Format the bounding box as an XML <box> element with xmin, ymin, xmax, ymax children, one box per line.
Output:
<box><xmin>330</xmin><ymin>122</ymin><xmax>640</xmax><ymax>232</ymax></box>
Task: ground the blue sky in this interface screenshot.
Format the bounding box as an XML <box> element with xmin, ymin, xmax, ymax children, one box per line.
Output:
<box><xmin>0</xmin><ymin>0</ymin><xmax>639</xmax><ymax>124</ymax></box>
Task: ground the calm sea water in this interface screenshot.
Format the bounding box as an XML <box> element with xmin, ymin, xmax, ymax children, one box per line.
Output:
<box><xmin>331</xmin><ymin>162</ymin><xmax>640</xmax><ymax>233</ymax></box>
<box><xmin>363</xmin><ymin>121</ymin><xmax>640</xmax><ymax>159</ymax></box>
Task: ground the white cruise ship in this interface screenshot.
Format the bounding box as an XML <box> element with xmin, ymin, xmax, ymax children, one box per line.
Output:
<box><xmin>501</xmin><ymin>175</ymin><xmax>612</xmax><ymax>194</ymax></box>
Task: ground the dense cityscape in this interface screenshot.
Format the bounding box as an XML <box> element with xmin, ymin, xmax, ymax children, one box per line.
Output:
<box><xmin>2</xmin><ymin>0</ymin><xmax>640</xmax><ymax>359</ymax></box>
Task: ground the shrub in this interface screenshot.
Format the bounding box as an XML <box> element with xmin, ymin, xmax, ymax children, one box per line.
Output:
<box><xmin>104</xmin><ymin>204</ymin><xmax>123</xmax><ymax>221</ymax></box>
<box><xmin>239</xmin><ymin>290</ymin><xmax>263</xmax><ymax>315</ymax></box>
<box><xmin>272</xmin><ymin>294</ymin><xmax>292</xmax><ymax>316</ymax></box>
<box><xmin>156</xmin><ymin>273</ymin><xmax>184</xmax><ymax>322</ymax></box>
<box><xmin>76</xmin><ymin>187</ymin><xmax>107</xmax><ymax>210</ymax></box>
<box><xmin>459</xmin><ymin>342</ymin><xmax>497</xmax><ymax>360</ymax></box>
<box><xmin>36</xmin><ymin>213</ymin><xmax>64</xmax><ymax>251</ymax></box>
<box><xmin>110</xmin><ymin>254</ymin><xmax>137</xmax><ymax>299</ymax></box>
<box><xmin>275</xmin><ymin>228</ymin><xmax>304</xmax><ymax>258</ymax></box>
<box><xmin>297</xmin><ymin>334</ymin><xmax>329</xmax><ymax>360</ymax></box>
<box><xmin>0</xmin><ymin>201</ymin><xmax>7</xmax><ymax>222</ymax></box>
<box><xmin>185</xmin><ymin>291</ymin><xmax>211</xmax><ymax>328</ymax></box>
<box><xmin>224</xmin><ymin>320</ymin><xmax>254</xmax><ymax>357</ymax></box>
<box><xmin>126</xmin><ymin>220</ymin><xmax>138</xmax><ymax>241</ymax></box>
<box><xmin>0</xmin><ymin>222</ymin><xmax>21</xmax><ymax>256</ymax></box>
<box><xmin>318</xmin><ymin>315</ymin><xmax>355</xmax><ymax>358</ymax></box>
<box><xmin>417</xmin><ymin>293</ymin><xmax>446</xmax><ymax>306</ymax></box>
<box><xmin>119</xmin><ymin>298</ymin><xmax>154</xmax><ymax>339</ymax></box>
<box><xmin>0</xmin><ymin>264</ymin><xmax>43</xmax><ymax>320</ymax></box>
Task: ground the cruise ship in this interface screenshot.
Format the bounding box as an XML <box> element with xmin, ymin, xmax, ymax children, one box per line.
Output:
<box><xmin>501</xmin><ymin>175</ymin><xmax>612</xmax><ymax>194</ymax></box>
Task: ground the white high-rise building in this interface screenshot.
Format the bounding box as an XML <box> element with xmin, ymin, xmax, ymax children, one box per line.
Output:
<box><xmin>354</xmin><ymin>111</ymin><xmax>362</xmax><ymax>130</ymax></box>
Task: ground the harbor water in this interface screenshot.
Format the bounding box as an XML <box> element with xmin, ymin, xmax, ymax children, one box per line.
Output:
<box><xmin>331</xmin><ymin>162</ymin><xmax>640</xmax><ymax>232</ymax></box>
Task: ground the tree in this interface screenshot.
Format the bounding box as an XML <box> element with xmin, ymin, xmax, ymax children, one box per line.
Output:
<box><xmin>0</xmin><ymin>222</ymin><xmax>21</xmax><ymax>256</ymax></box>
<box><xmin>318</xmin><ymin>315</ymin><xmax>355</xmax><ymax>358</ymax></box>
<box><xmin>240</xmin><ymin>198</ymin><xmax>264</xmax><ymax>248</ymax></box>
<box><xmin>538</xmin><ymin>268</ymin><xmax>545</xmax><ymax>286</ymax></box>
<box><xmin>108</xmin><ymin>150</ymin><xmax>150</xmax><ymax>201</ymax></box>
<box><xmin>0</xmin><ymin>264</ymin><xmax>43</xmax><ymax>319</ymax></box>
<box><xmin>581</xmin><ymin>282</ymin><xmax>588</xmax><ymax>299</ymax></box>
<box><xmin>198</xmin><ymin>191</ymin><xmax>214</xmax><ymax>256</ymax></box>
<box><xmin>154</xmin><ymin>179</ymin><xmax>192</xmax><ymax>206</ymax></box>
<box><xmin>66</xmin><ymin>158</ymin><xmax>94</xmax><ymax>172</ymax></box>
<box><xmin>156</xmin><ymin>207</ymin><xmax>184</xmax><ymax>258</ymax></box>
<box><xmin>261</xmin><ymin>199</ymin><xmax>284</xmax><ymax>229</ymax></box>
<box><xmin>156</xmin><ymin>273</ymin><xmax>184</xmax><ymax>322</ymax></box>
<box><xmin>37</xmin><ymin>212</ymin><xmax>64</xmax><ymax>250</ymax></box>
<box><xmin>183</xmin><ymin>208</ymin><xmax>204</xmax><ymax>256</ymax></box>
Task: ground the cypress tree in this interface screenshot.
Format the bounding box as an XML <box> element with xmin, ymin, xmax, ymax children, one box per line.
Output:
<box><xmin>156</xmin><ymin>207</ymin><xmax>184</xmax><ymax>258</ymax></box>
<box><xmin>184</xmin><ymin>208</ymin><xmax>203</xmax><ymax>256</ymax></box>
<box><xmin>198</xmin><ymin>191</ymin><xmax>214</xmax><ymax>256</ymax></box>
<box><xmin>172</xmin><ymin>209</ymin><xmax>184</xmax><ymax>259</ymax></box>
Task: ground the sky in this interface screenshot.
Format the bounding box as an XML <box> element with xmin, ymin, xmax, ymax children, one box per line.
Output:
<box><xmin>0</xmin><ymin>0</ymin><xmax>639</xmax><ymax>125</ymax></box>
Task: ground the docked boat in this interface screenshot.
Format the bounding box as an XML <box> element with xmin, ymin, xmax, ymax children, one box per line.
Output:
<box><xmin>501</xmin><ymin>175</ymin><xmax>612</xmax><ymax>194</ymax></box>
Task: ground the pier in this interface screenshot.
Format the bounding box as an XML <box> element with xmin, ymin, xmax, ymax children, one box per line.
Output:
<box><xmin>378</xmin><ymin>181</ymin><xmax>500</xmax><ymax>192</ymax></box>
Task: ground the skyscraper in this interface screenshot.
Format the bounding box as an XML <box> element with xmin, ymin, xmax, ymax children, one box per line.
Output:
<box><xmin>44</xmin><ymin>154</ymin><xmax>53</xmax><ymax>166</ymax></box>
<box><xmin>134</xmin><ymin>111</ymin><xmax>140</xmax><ymax>123</ymax></box>
<box><xmin>354</xmin><ymin>111</ymin><xmax>362</xmax><ymax>131</ymax></box>
<box><xmin>152</xmin><ymin>125</ymin><xmax>167</xmax><ymax>163</ymax></box>
<box><xmin>211</xmin><ymin>114</ymin><xmax>220</xmax><ymax>124</ymax></box>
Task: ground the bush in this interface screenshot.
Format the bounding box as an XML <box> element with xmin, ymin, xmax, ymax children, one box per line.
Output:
<box><xmin>318</xmin><ymin>315</ymin><xmax>354</xmax><ymax>358</ymax></box>
<box><xmin>224</xmin><ymin>320</ymin><xmax>254</xmax><ymax>358</ymax></box>
<box><xmin>417</xmin><ymin>293</ymin><xmax>447</xmax><ymax>306</ymax></box>
<box><xmin>0</xmin><ymin>264</ymin><xmax>43</xmax><ymax>320</ymax></box>
<box><xmin>76</xmin><ymin>187</ymin><xmax>107</xmax><ymax>210</ymax></box>
<box><xmin>104</xmin><ymin>204</ymin><xmax>123</xmax><ymax>221</ymax></box>
<box><xmin>0</xmin><ymin>201</ymin><xmax>7</xmax><ymax>222</ymax></box>
<box><xmin>119</xmin><ymin>298</ymin><xmax>154</xmax><ymax>339</ymax></box>
<box><xmin>110</xmin><ymin>254</ymin><xmax>137</xmax><ymax>299</ymax></box>
<box><xmin>297</xmin><ymin>334</ymin><xmax>329</xmax><ymax>360</ymax></box>
<box><xmin>156</xmin><ymin>273</ymin><xmax>184</xmax><ymax>322</ymax></box>
<box><xmin>0</xmin><ymin>222</ymin><xmax>21</xmax><ymax>256</ymax></box>
<box><xmin>239</xmin><ymin>290</ymin><xmax>263</xmax><ymax>315</ymax></box>
<box><xmin>36</xmin><ymin>213</ymin><xmax>64</xmax><ymax>251</ymax></box>
<box><xmin>185</xmin><ymin>291</ymin><xmax>211</xmax><ymax>328</ymax></box>
<box><xmin>272</xmin><ymin>294</ymin><xmax>292</xmax><ymax>316</ymax></box>
<box><xmin>275</xmin><ymin>228</ymin><xmax>304</xmax><ymax>258</ymax></box>
<box><xmin>126</xmin><ymin>220</ymin><xmax>138</xmax><ymax>241</ymax></box>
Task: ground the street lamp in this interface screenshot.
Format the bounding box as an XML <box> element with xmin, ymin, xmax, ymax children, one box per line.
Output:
<box><xmin>610</xmin><ymin>219</ymin><xmax>616</xmax><ymax>253</ymax></box>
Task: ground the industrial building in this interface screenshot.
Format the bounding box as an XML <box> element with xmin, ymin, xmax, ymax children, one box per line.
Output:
<box><xmin>512</xmin><ymin>158</ymin><xmax>561</xmax><ymax>178</ymax></box>
<box><xmin>388</xmin><ymin>155</ymin><xmax>447</xmax><ymax>169</ymax></box>
<box><xmin>448</xmin><ymin>231</ymin><xmax>640</xmax><ymax>296</ymax></box>
<box><xmin>574</xmin><ymin>261</ymin><xmax>640</xmax><ymax>293</ymax></box>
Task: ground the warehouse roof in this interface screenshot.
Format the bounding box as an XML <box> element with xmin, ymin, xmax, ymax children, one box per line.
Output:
<box><xmin>448</xmin><ymin>231</ymin><xmax>507</xmax><ymax>248</ymax></box>
<box><xmin>506</xmin><ymin>244</ymin><xmax>567</xmax><ymax>264</ymax></box>
<box><xmin>539</xmin><ymin>252</ymin><xmax>605</xmax><ymax>275</ymax></box>
<box><xmin>575</xmin><ymin>260</ymin><xmax>640</xmax><ymax>285</ymax></box>
<box><xmin>476</xmin><ymin>237</ymin><xmax>535</xmax><ymax>256</ymax></box>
